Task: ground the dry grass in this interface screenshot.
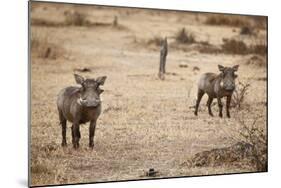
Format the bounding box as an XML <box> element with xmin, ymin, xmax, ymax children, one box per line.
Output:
<box><xmin>205</xmin><ymin>14</ymin><xmax>250</xmax><ymax>27</ymax></box>
<box><xmin>245</xmin><ymin>55</ymin><xmax>266</xmax><ymax>67</ymax></box>
<box><xmin>31</xmin><ymin>31</ymin><xmax>64</xmax><ymax>59</ymax></box>
<box><xmin>221</xmin><ymin>38</ymin><xmax>267</xmax><ymax>55</ymax></box>
<box><xmin>221</xmin><ymin>39</ymin><xmax>248</xmax><ymax>55</ymax></box>
<box><xmin>30</xmin><ymin>2</ymin><xmax>267</xmax><ymax>186</ymax></box>
<box><xmin>147</xmin><ymin>36</ymin><xmax>163</xmax><ymax>46</ymax></box>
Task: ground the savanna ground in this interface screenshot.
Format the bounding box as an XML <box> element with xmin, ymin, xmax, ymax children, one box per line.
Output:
<box><xmin>30</xmin><ymin>2</ymin><xmax>267</xmax><ymax>186</ymax></box>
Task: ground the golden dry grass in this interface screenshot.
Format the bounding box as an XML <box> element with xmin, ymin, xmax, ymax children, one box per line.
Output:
<box><xmin>30</xmin><ymin>2</ymin><xmax>267</xmax><ymax>186</ymax></box>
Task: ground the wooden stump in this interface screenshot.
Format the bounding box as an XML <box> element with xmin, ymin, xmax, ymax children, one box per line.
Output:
<box><xmin>158</xmin><ymin>37</ymin><xmax>168</xmax><ymax>80</ymax></box>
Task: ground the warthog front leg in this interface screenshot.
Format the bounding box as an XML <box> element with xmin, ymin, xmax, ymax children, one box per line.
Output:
<box><xmin>217</xmin><ymin>97</ymin><xmax>223</xmax><ymax>118</ymax></box>
<box><xmin>72</xmin><ymin>123</ymin><xmax>80</xmax><ymax>149</ymax></box>
<box><xmin>194</xmin><ymin>89</ymin><xmax>204</xmax><ymax>116</ymax></box>
<box><xmin>89</xmin><ymin>120</ymin><xmax>97</xmax><ymax>148</ymax></box>
<box><xmin>226</xmin><ymin>95</ymin><xmax>232</xmax><ymax>118</ymax></box>
<box><xmin>207</xmin><ymin>96</ymin><xmax>214</xmax><ymax>117</ymax></box>
<box><xmin>61</xmin><ymin>120</ymin><xmax>67</xmax><ymax>147</ymax></box>
<box><xmin>58</xmin><ymin>110</ymin><xmax>67</xmax><ymax>147</ymax></box>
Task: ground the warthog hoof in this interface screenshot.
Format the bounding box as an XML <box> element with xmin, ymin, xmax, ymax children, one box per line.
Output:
<box><xmin>89</xmin><ymin>143</ymin><xmax>94</xmax><ymax>149</ymax></box>
<box><xmin>73</xmin><ymin>142</ymin><xmax>79</xmax><ymax>149</ymax></box>
<box><xmin>61</xmin><ymin>141</ymin><xmax>67</xmax><ymax>147</ymax></box>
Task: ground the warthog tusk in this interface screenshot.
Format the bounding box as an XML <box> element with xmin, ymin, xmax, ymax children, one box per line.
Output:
<box><xmin>77</xmin><ymin>98</ymin><xmax>83</xmax><ymax>105</ymax></box>
<box><xmin>220</xmin><ymin>81</ymin><xmax>224</xmax><ymax>88</ymax></box>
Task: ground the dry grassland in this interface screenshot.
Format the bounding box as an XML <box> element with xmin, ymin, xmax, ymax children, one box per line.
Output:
<box><xmin>30</xmin><ymin>2</ymin><xmax>267</xmax><ymax>186</ymax></box>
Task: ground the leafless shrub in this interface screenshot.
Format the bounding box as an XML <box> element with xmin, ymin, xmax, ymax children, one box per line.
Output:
<box><xmin>175</xmin><ymin>28</ymin><xmax>196</xmax><ymax>44</ymax></box>
<box><xmin>231</xmin><ymin>81</ymin><xmax>251</xmax><ymax>109</ymax></box>
<box><xmin>205</xmin><ymin>15</ymin><xmax>250</xmax><ymax>27</ymax></box>
<box><xmin>238</xmin><ymin>117</ymin><xmax>267</xmax><ymax>171</ymax></box>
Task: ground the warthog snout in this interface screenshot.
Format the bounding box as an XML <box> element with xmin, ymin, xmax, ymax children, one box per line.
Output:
<box><xmin>78</xmin><ymin>97</ymin><xmax>101</xmax><ymax>107</ymax></box>
<box><xmin>220</xmin><ymin>80</ymin><xmax>235</xmax><ymax>91</ymax></box>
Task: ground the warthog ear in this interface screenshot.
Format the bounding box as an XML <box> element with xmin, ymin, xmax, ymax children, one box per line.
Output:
<box><xmin>96</xmin><ymin>76</ymin><xmax>107</xmax><ymax>85</ymax></box>
<box><xmin>98</xmin><ymin>89</ymin><xmax>104</xmax><ymax>94</ymax></box>
<box><xmin>74</xmin><ymin>74</ymin><xmax>85</xmax><ymax>85</ymax></box>
<box><xmin>232</xmin><ymin>65</ymin><xmax>239</xmax><ymax>72</ymax></box>
<box><xmin>218</xmin><ymin>65</ymin><xmax>225</xmax><ymax>72</ymax></box>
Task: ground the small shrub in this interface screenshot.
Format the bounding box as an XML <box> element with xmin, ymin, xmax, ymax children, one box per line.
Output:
<box><xmin>175</xmin><ymin>28</ymin><xmax>196</xmax><ymax>44</ymax></box>
<box><xmin>64</xmin><ymin>11</ymin><xmax>90</xmax><ymax>26</ymax></box>
<box><xmin>205</xmin><ymin>15</ymin><xmax>249</xmax><ymax>27</ymax></box>
<box><xmin>221</xmin><ymin>39</ymin><xmax>248</xmax><ymax>55</ymax></box>
<box><xmin>240</xmin><ymin>26</ymin><xmax>254</xmax><ymax>35</ymax></box>
<box><xmin>231</xmin><ymin>81</ymin><xmax>250</xmax><ymax>109</ymax></box>
<box><xmin>249</xmin><ymin>44</ymin><xmax>267</xmax><ymax>55</ymax></box>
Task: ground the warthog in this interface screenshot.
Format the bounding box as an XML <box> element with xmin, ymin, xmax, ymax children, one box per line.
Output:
<box><xmin>57</xmin><ymin>74</ymin><xmax>107</xmax><ymax>149</ymax></box>
<box><xmin>194</xmin><ymin>65</ymin><xmax>239</xmax><ymax>118</ymax></box>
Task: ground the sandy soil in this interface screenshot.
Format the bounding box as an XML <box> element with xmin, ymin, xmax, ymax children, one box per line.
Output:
<box><xmin>30</xmin><ymin>2</ymin><xmax>267</xmax><ymax>186</ymax></box>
